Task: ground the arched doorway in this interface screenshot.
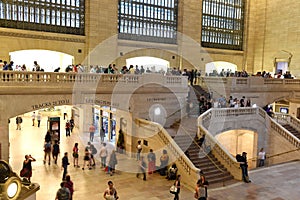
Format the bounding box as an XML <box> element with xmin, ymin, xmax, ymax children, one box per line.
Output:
<box><xmin>215</xmin><ymin>129</ymin><xmax>257</xmax><ymax>168</ymax></box>
<box><xmin>205</xmin><ymin>61</ymin><xmax>237</xmax><ymax>76</ymax></box>
<box><xmin>126</xmin><ymin>56</ymin><xmax>169</xmax><ymax>73</ymax></box>
<box><xmin>9</xmin><ymin>50</ymin><xmax>74</xmax><ymax>72</ymax></box>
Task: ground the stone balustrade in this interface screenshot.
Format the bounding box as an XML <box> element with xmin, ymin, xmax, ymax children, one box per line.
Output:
<box><xmin>135</xmin><ymin>118</ymin><xmax>200</xmax><ymax>190</ymax></box>
<box><xmin>198</xmin><ymin>107</ymin><xmax>300</xmax><ymax>179</ymax></box>
<box><xmin>0</xmin><ymin>71</ymin><xmax>187</xmax><ymax>87</ymax></box>
<box><xmin>198</xmin><ymin>125</ymin><xmax>242</xmax><ymax>180</ymax></box>
<box><xmin>274</xmin><ymin>112</ymin><xmax>300</xmax><ymax>133</ymax></box>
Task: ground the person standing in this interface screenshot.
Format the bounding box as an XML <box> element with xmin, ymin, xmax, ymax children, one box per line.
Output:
<box><xmin>136</xmin><ymin>156</ymin><xmax>147</xmax><ymax>181</ymax></box>
<box><xmin>37</xmin><ymin>112</ymin><xmax>42</xmax><ymax>127</ymax></box>
<box><xmin>89</xmin><ymin>124</ymin><xmax>96</xmax><ymax>142</ymax></box>
<box><xmin>55</xmin><ymin>182</ymin><xmax>70</xmax><ymax>200</ymax></box>
<box><xmin>100</xmin><ymin>127</ymin><xmax>105</xmax><ymax>143</ymax></box>
<box><xmin>159</xmin><ymin>149</ymin><xmax>169</xmax><ymax>176</ymax></box>
<box><xmin>99</xmin><ymin>143</ymin><xmax>108</xmax><ymax>168</ymax></box>
<box><xmin>64</xmin><ymin>175</ymin><xmax>74</xmax><ymax>200</ymax></box>
<box><xmin>147</xmin><ymin>149</ymin><xmax>156</xmax><ymax>174</ymax></box>
<box><xmin>136</xmin><ymin>140</ymin><xmax>142</xmax><ymax>160</ymax></box>
<box><xmin>63</xmin><ymin>106</ymin><xmax>68</xmax><ymax>120</ymax></box>
<box><xmin>31</xmin><ymin>112</ymin><xmax>36</xmax><ymax>126</ymax></box>
<box><xmin>33</xmin><ymin>61</ymin><xmax>40</xmax><ymax>71</ymax></box>
<box><xmin>173</xmin><ymin>175</ymin><xmax>181</xmax><ymax>200</ymax></box>
<box><xmin>16</xmin><ymin>116</ymin><xmax>23</xmax><ymax>130</ymax></box>
<box><xmin>240</xmin><ymin>152</ymin><xmax>251</xmax><ymax>183</ymax></box>
<box><xmin>65</xmin><ymin>120</ymin><xmax>71</xmax><ymax>137</ymax></box>
<box><xmin>72</xmin><ymin>143</ymin><xmax>79</xmax><ymax>167</ymax></box>
<box><xmin>62</xmin><ymin>152</ymin><xmax>70</xmax><ymax>181</ymax></box>
<box><xmin>108</xmin><ymin>150</ymin><xmax>118</xmax><ymax>176</ymax></box>
<box><xmin>103</xmin><ymin>181</ymin><xmax>118</xmax><ymax>200</ymax></box>
<box><xmin>52</xmin><ymin>140</ymin><xmax>60</xmax><ymax>164</ymax></box>
<box><xmin>20</xmin><ymin>155</ymin><xmax>36</xmax><ymax>182</ymax></box>
<box><xmin>258</xmin><ymin>148</ymin><xmax>266</xmax><ymax>167</ymax></box>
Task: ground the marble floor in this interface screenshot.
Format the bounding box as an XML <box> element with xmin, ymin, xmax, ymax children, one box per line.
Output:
<box><xmin>8</xmin><ymin>113</ymin><xmax>300</xmax><ymax>200</ymax></box>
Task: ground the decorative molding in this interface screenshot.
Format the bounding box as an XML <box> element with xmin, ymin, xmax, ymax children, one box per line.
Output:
<box><xmin>0</xmin><ymin>30</ymin><xmax>85</xmax><ymax>43</ymax></box>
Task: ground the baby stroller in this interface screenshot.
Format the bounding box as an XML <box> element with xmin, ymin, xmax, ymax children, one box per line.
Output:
<box><xmin>167</xmin><ymin>164</ymin><xmax>178</xmax><ymax>180</ymax></box>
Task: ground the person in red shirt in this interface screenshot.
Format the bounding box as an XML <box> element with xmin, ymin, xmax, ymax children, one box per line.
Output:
<box><xmin>89</xmin><ymin>124</ymin><xmax>96</xmax><ymax>142</ymax></box>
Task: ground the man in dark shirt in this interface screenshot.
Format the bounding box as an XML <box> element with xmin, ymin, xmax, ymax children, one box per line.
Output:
<box><xmin>240</xmin><ymin>152</ymin><xmax>251</xmax><ymax>183</ymax></box>
<box><xmin>62</xmin><ymin>152</ymin><xmax>70</xmax><ymax>181</ymax></box>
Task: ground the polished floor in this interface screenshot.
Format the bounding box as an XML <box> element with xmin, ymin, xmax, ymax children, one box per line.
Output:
<box><xmin>8</xmin><ymin>113</ymin><xmax>300</xmax><ymax>200</ymax></box>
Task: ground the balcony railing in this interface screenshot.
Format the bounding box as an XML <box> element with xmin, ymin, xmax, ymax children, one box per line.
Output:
<box><xmin>0</xmin><ymin>71</ymin><xmax>188</xmax><ymax>87</ymax></box>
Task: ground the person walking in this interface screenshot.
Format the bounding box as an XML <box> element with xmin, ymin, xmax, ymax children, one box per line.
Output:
<box><xmin>43</xmin><ymin>141</ymin><xmax>52</xmax><ymax>165</ymax></box>
<box><xmin>72</xmin><ymin>143</ymin><xmax>80</xmax><ymax>167</ymax></box>
<box><xmin>52</xmin><ymin>140</ymin><xmax>60</xmax><ymax>164</ymax></box>
<box><xmin>64</xmin><ymin>175</ymin><xmax>74</xmax><ymax>200</ymax></box>
<box><xmin>136</xmin><ymin>156</ymin><xmax>147</xmax><ymax>181</ymax></box>
<box><xmin>20</xmin><ymin>154</ymin><xmax>36</xmax><ymax>182</ymax></box>
<box><xmin>37</xmin><ymin>112</ymin><xmax>42</xmax><ymax>127</ymax></box>
<box><xmin>99</xmin><ymin>143</ymin><xmax>108</xmax><ymax>168</ymax></box>
<box><xmin>16</xmin><ymin>116</ymin><xmax>22</xmax><ymax>130</ymax></box>
<box><xmin>31</xmin><ymin>112</ymin><xmax>36</xmax><ymax>126</ymax></box>
<box><xmin>89</xmin><ymin>124</ymin><xmax>96</xmax><ymax>142</ymax></box>
<box><xmin>55</xmin><ymin>182</ymin><xmax>70</xmax><ymax>200</ymax></box>
<box><xmin>147</xmin><ymin>149</ymin><xmax>156</xmax><ymax>174</ymax></box>
<box><xmin>103</xmin><ymin>181</ymin><xmax>119</xmax><ymax>200</ymax></box>
<box><xmin>136</xmin><ymin>140</ymin><xmax>142</xmax><ymax>160</ymax></box>
<box><xmin>258</xmin><ymin>148</ymin><xmax>266</xmax><ymax>167</ymax></box>
<box><xmin>82</xmin><ymin>147</ymin><xmax>92</xmax><ymax>170</ymax></box>
<box><xmin>194</xmin><ymin>179</ymin><xmax>207</xmax><ymax>200</ymax></box>
<box><xmin>173</xmin><ymin>175</ymin><xmax>181</xmax><ymax>200</ymax></box>
<box><xmin>70</xmin><ymin>118</ymin><xmax>75</xmax><ymax>133</ymax></box>
<box><xmin>62</xmin><ymin>152</ymin><xmax>70</xmax><ymax>181</ymax></box>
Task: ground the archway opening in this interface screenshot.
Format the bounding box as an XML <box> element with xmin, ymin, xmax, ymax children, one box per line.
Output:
<box><xmin>126</xmin><ymin>56</ymin><xmax>169</xmax><ymax>73</ymax></box>
<box><xmin>215</xmin><ymin>129</ymin><xmax>257</xmax><ymax>168</ymax></box>
<box><xmin>9</xmin><ymin>50</ymin><xmax>74</xmax><ymax>72</ymax></box>
<box><xmin>205</xmin><ymin>61</ymin><xmax>237</xmax><ymax>76</ymax></box>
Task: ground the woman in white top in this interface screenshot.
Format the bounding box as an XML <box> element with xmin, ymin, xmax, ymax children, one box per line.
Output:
<box><xmin>258</xmin><ymin>148</ymin><xmax>266</xmax><ymax>167</ymax></box>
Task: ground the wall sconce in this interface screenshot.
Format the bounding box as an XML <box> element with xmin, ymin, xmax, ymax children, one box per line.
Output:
<box><xmin>0</xmin><ymin>160</ymin><xmax>22</xmax><ymax>200</ymax></box>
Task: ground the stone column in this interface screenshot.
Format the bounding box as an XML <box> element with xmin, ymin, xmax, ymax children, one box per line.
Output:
<box><xmin>0</xmin><ymin>117</ymin><xmax>9</xmax><ymax>162</ymax></box>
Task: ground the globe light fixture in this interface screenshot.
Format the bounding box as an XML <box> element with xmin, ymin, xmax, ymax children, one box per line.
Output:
<box><xmin>0</xmin><ymin>161</ymin><xmax>22</xmax><ymax>200</ymax></box>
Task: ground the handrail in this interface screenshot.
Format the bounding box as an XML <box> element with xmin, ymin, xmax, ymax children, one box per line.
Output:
<box><xmin>274</xmin><ymin>112</ymin><xmax>300</xmax><ymax>132</ymax></box>
<box><xmin>198</xmin><ymin>125</ymin><xmax>242</xmax><ymax>180</ymax></box>
<box><xmin>178</xmin><ymin>123</ymin><xmax>231</xmax><ymax>187</ymax></box>
<box><xmin>135</xmin><ymin>118</ymin><xmax>199</xmax><ymax>173</ymax></box>
<box><xmin>198</xmin><ymin>107</ymin><xmax>300</xmax><ymax>175</ymax></box>
<box><xmin>0</xmin><ymin>71</ymin><xmax>188</xmax><ymax>86</ymax></box>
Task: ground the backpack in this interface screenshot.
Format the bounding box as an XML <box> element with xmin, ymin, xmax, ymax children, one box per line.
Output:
<box><xmin>57</xmin><ymin>188</ymin><xmax>70</xmax><ymax>200</ymax></box>
<box><xmin>236</xmin><ymin>154</ymin><xmax>243</xmax><ymax>162</ymax></box>
<box><xmin>91</xmin><ymin>145</ymin><xmax>97</xmax><ymax>155</ymax></box>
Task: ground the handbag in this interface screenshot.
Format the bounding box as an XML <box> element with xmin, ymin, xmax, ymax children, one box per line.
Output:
<box><xmin>169</xmin><ymin>185</ymin><xmax>177</xmax><ymax>194</ymax></box>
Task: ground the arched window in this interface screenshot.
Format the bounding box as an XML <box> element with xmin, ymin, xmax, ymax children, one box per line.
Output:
<box><xmin>118</xmin><ymin>0</ymin><xmax>178</xmax><ymax>44</ymax></box>
<box><xmin>201</xmin><ymin>0</ymin><xmax>245</xmax><ymax>50</ymax></box>
<box><xmin>0</xmin><ymin>0</ymin><xmax>85</xmax><ymax>35</ymax></box>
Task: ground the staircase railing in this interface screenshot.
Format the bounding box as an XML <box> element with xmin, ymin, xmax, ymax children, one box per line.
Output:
<box><xmin>198</xmin><ymin>107</ymin><xmax>300</xmax><ymax>175</ymax></box>
<box><xmin>274</xmin><ymin>112</ymin><xmax>300</xmax><ymax>132</ymax></box>
<box><xmin>175</xmin><ymin>121</ymin><xmax>230</xmax><ymax>186</ymax></box>
<box><xmin>135</xmin><ymin>118</ymin><xmax>200</xmax><ymax>189</ymax></box>
<box><xmin>198</xmin><ymin>125</ymin><xmax>242</xmax><ymax>180</ymax></box>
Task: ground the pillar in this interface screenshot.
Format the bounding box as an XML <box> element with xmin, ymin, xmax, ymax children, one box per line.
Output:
<box><xmin>0</xmin><ymin>118</ymin><xmax>9</xmax><ymax>162</ymax></box>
